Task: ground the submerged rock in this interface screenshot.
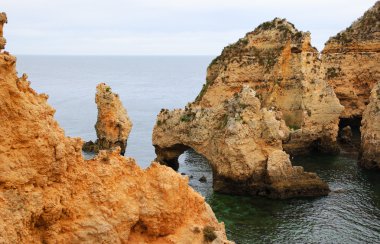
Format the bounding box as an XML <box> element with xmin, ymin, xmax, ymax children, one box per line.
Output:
<box><xmin>199</xmin><ymin>176</ymin><xmax>207</xmax><ymax>183</ymax></box>
<box><xmin>322</xmin><ymin>1</ymin><xmax>380</xmax><ymax>121</ymax></box>
<box><xmin>0</xmin><ymin>16</ymin><xmax>231</xmax><ymax>243</ymax></box>
<box><xmin>153</xmin><ymin>86</ymin><xmax>329</xmax><ymax>199</ymax></box>
<box><xmin>83</xmin><ymin>83</ymin><xmax>132</xmax><ymax>155</ymax></box>
<box><xmin>359</xmin><ymin>82</ymin><xmax>380</xmax><ymax>170</ymax></box>
<box><xmin>195</xmin><ymin>18</ymin><xmax>343</xmax><ymax>155</ymax></box>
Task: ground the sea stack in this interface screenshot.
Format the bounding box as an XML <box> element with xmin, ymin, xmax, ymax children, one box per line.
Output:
<box><xmin>195</xmin><ymin>18</ymin><xmax>343</xmax><ymax>155</ymax></box>
<box><xmin>322</xmin><ymin>1</ymin><xmax>379</xmax><ymax>126</ymax></box>
<box><xmin>359</xmin><ymin>82</ymin><xmax>380</xmax><ymax>170</ymax></box>
<box><xmin>83</xmin><ymin>83</ymin><xmax>132</xmax><ymax>155</ymax></box>
<box><xmin>0</xmin><ymin>13</ymin><xmax>231</xmax><ymax>243</ymax></box>
<box><xmin>153</xmin><ymin>86</ymin><xmax>330</xmax><ymax>199</ymax></box>
<box><xmin>0</xmin><ymin>12</ymin><xmax>7</xmax><ymax>50</ymax></box>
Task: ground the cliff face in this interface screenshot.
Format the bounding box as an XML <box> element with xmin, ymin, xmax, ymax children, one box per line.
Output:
<box><xmin>359</xmin><ymin>82</ymin><xmax>380</xmax><ymax>170</ymax></box>
<box><xmin>0</xmin><ymin>19</ymin><xmax>230</xmax><ymax>243</ymax></box>
<box><xmin>195</xmin><ymin>18</ymin><xmax>343</xmax><ymax>155</ymax></box>
<box><xmin>83</xmin><ymin>83</ymin><xmax>132</xmax><ymax>155</ymax></box>
<box><xmin>0</xmin><ymin>12</ymin><xmax>7</xmax><ymax>50</ymax></box>
<box><xmin>322</xmin><ymin>1</ymin><xmax>380</xmax><ymax>121</ymax></box>
<box><xmin>153</xmin><ymin>86</ymin><xmax>329</xmax><ymax>199</ymax></box>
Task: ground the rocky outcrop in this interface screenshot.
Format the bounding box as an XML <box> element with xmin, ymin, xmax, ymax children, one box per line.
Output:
<box><xmin>322</xmin><ymin>1</ymin><xmax>380</xmax><ymax>121</ymax></box>
<box><xmin>359</xmin><ymin>82</ymin><xmax>380</xmax><ymax>170</ymax></box>
<box><xmin>153</xmin><ymin>86</ymin><xmax>329</xmax><ymax>199</ymax></box>
<box><xmin>83</xmin><ymin>83</ymin><xmax>132</xmax><ymax>155</ymax></box>
<box><xmin>195</xmin><ymin>18</ymin><xmax>343</xmax><ymax>155</ymax></box>
<box><xmin>0</xmin><ymin>12</ymin><xmax>6</xmax><ymax>50</ymax></box>
<box><xmin>0</xmin><ymin>18</ymin><xmax>230</xmax><ymax>243</ymax></box>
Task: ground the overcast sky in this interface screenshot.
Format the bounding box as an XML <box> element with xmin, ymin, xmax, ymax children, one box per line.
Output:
<box><xmin>2</xmin><ymin>0</ymin><xmax>377</xmax><ymax>55</ymax></box>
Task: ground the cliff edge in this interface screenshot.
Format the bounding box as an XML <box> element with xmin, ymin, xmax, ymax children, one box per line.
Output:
<box><xmin>0</xmin><ymin>15</ymin><xmax>231</xmax><ymax>243</ymax></box>
<box><xmin>322</xmin><ymin>1</ymin><xmax>380</xmax><ymax>121</ymax></box>
<box><xmin>195</xmin><ymin>18</ymin><xmax>343</xmax><ymax>155</ymax></box>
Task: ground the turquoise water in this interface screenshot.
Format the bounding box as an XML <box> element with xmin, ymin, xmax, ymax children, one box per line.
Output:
<box><xmin>17</xmin><ymin>56</ymin><xmax>380</xmax><ymax>243</ymax></box>
<box><xmin>181</xmin><ymin>150</ymin><xmax>380</xmax><ymax>243</ymax></box>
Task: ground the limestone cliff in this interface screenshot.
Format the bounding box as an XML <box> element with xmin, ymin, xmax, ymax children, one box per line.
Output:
<box><xmin>322</xmin><ymin>1</ymin><xmax>380</xmax><ymax>121</ymax></box>
<box><xmin>83</xmin><ymin>83</ymin><xmax>132</xmax><ymax>155</ymax></box>
<box><xmin>0</xmin><ymin>12</ymin><xmax>6</xmax><ymax>50</ymax></box>
<box><xmin>195</xmin><ymin>18</ymin><xmax>343</xmax><ymax>155</ymax></box>
<box><xmin>359</xmin><ymin>82</ymin><xmax>380</xmax><ymax>170</ymax></box>
<box><xmin>153</xmin><ymin>86</ymin><xmax>329</xmax><ymax>199</ymax></box>
<box><xmin>0</xmin><ymin>18</ymin><xmax>230</xmax><ymax>243</ymax></box>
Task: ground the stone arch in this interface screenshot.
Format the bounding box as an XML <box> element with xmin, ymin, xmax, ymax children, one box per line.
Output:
<box><xmin>152</xmin><ymin>87</ymin><xmax>330</xmax><ymax>198</ymax></box>
<box><xmin>154</xmin><ymin>144</ymin><xmax>191</xmax><ymax>171</ymax></box>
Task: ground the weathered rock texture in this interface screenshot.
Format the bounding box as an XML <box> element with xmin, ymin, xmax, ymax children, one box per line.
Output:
<box><xmin>0</xmin><ymin>12</ymin><xmax>7</xmax><ymax>50</ymax></box>
<box><xmin>153</xmin><ymin>86</ymin><xmax>329</xmax><ymax>198</ymax></box>
<box><xmin>83</xmin><ymin>83</ymin><xmax>132</xmax><ymax>155</ymax></box>
<box><xmin>359</xmin><ymin>82</ymin><xmax>380</xmax><ymax>170</ymax></box>
<box><xmin>322</xmin><ymin>1</ymin><xmax>380</xmax><ymax>122</ymax></box>
<box><xmin>195</xmin><ymin>18</ymin><xmax>343</xmax><ymax>155</ymax></box>
<box><xmin>0</xmin><ymin>19</ymin><xmax>230</xmax><ymax>243</ymax></box>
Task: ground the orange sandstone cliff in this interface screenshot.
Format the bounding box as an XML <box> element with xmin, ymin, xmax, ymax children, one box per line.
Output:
<box><xmin>195</xmin><ymin>18</ymin><xmax>343</xmax><ymax>155</ymax></box>
<box><xmin>0</xmin><ymin>16</ymin><xmax>231</xmax><ymax>243</ymax></box>
<box><xmin>322</xmin><ymin>1</ymin><xmax>380</xmax><ymax>123</ymax></box>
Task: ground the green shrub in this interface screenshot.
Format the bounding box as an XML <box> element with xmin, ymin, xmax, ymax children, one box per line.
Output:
<box><xmin>180</xmin><ymin>114</ymin><xmax>193</xmax><ymax>122</ymax></box>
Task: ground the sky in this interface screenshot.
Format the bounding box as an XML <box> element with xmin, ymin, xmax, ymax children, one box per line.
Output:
<box><xmin>2</xmin><ymin>0</ymin><xmax>378</xmax><ymax>55</ymax></box>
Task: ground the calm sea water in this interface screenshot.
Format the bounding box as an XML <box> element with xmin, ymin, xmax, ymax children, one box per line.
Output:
<box><xmin>17</xmin><ymin>56</ymin><xmax>380</xmax><ymax>243</ymax></box>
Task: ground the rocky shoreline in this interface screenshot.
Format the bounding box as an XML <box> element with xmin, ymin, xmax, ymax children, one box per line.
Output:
<box><xmin>152</xmin><ymin>2</ymin><xmax>379</xmax><ymax>198</ymax></box>
<box><xmin>0</xmin><ymin>1</ymin><xmax>379</xmax><ymax>243</ymax></box>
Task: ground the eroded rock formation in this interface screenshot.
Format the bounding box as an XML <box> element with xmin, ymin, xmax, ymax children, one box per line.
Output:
<box><xmin>359</xmin><ymin>82</ymin><xmax>380</xmax><ymax>170</ymax></box>
<box><xmin>0</xmin><ymin>12</ymin><xmax>6</xmax><ymax>50</ymax></box>
<box><xmin>153</xmin><ymin>86</ymin><xmax>329</xmax><ymax>198</ymax></box>
<box><xmin>322</xmin><ymin>1</ymin><xmax>380</xmax><ymax>122</ymax></box>
<box><xmin>195</xmin><ymin>18</ymin><xmax>343</xmax><ymax>155</ymax></box>
<box><xmin>0</xmin><ymin>18</ymin><xmax>230</xmax><ymax>243</ymax></box>
<box><xmin>83</xmin><ymin>83</ymin><xmax>132</xmax><ymax>155</ymax></box>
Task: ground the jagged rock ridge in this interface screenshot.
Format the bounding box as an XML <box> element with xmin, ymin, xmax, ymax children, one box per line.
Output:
<box><xmin>0</xmin><ymin>16</ymin><xmax>231</xmax><ymax>243</ymax></box>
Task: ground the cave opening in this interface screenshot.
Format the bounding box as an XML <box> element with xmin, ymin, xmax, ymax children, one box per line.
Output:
<box><xmin>338</xmin><ymin>116</ymin><xmax>362</xmax><ymax>149</ymax></box>
<box><xmin>339</xmin><ymin>116</ymin><xmax>362</xmax><ymax>130</ymax></box>
<box><xmin>178</xmin><ymin>149</ymin><xmax>214</xmax><ymax>198</ymax></box>
<box><xmin>154</xmin><ymin>144</ymin><xmax>214</xmax><ymax>198</ymax></box>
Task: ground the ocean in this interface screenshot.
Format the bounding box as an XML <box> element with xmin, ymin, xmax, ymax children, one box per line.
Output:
<box><xmin>16</xmin><ymin>55</ymin><xmax>380</xmax><ymax>243</ymax></box>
